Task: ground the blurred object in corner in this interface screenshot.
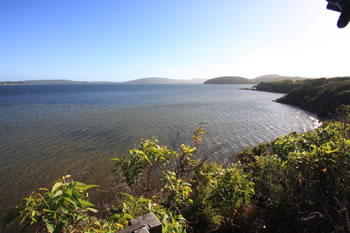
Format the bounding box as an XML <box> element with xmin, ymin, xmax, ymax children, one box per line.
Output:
<box><xmin>326</xmin><ymin>0</ymin><xmax>350</xmax><ymax>28</ymax></box>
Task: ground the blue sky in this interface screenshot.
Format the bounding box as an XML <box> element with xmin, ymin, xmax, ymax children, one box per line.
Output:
<box><xmin>0</xmin><ymin>0</ymin><xmax>349</xmax><ymax>82</ymax></box>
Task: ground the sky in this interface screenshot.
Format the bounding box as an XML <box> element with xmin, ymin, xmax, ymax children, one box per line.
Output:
<box><xmin>0</xmin><ymin>0</ymin><xmax>349</xmax><ymax>82</ymax></box>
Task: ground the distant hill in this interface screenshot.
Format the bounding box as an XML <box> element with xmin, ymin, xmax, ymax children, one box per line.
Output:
<box><xmin>1</xmin><ymin>75</ymin><xmax>308</xmax><ymax>86</ymax></box>
<box><xmin>203</xmin><ymin>76</ymin><xmax>251</xmax><ymax>84</ymax></box>
<box><xmin>0</xmin><ymin>81</ymin><xmax>25</xmax><ymax>85</ymax></box>
<box><xmin>203</xmin><ymin>75</ymin><xmax>307</xmax><ymax>85</ymax></box>
<box><xmin>254</xmin><ymin>74</ymin><xmax>306</xmax><ymax>83</ymax></box>
<box><xmin>124</xmin><ymin>77</ymin><xmax>206</xmax><ymax>84</ymax></box>
<box><xmin>0</xmin><ymin>80</ymin><xmax>119</xmax><ymax>85</ymax></box>
<box><xmin>24</xmin><ymin>80</ymin><xmax>119</xmax><ymax>85</ymax></box>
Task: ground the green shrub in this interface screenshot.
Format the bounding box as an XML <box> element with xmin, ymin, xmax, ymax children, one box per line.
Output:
<box><xmin>2</xmin><ymin>175</ymin><xmax>98</xmax><ymax>233</ymax></box>
<box><xmin>2</xmin><ymin>120</ymin><xmax>349</xmax><ymax>233</ymax></box>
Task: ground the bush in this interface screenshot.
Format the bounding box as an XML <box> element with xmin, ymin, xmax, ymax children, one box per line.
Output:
<box><xmin>2</xmin><ymin>119</ymin><xmax>349</xmax><ymax>233</ymax></box>
<box><xmin>1</xmin><ymin>175</ymin><xmax>98</xmax><ymax>233</ymax></box>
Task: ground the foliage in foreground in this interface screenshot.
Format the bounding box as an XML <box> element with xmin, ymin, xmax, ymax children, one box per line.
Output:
<box><xmin>1</xmin><ymin>175</ymin><xmax>98</xmax><ymax>233</ymax></box>
<box><xmin>2</xmin><ymin>120</ymin><xmax>350</xmax><ymax>233</ymax></box>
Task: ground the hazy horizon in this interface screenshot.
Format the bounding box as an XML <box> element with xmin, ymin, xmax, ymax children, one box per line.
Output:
<box><xmin>1</xmin><ymin>0</ymin><xmax>349</xmax><ymax>82</ymax></box>
<box><xmin>0</xmin><ymin>74</ymin><xmax>326</xmax><ymax>83</ymax></box>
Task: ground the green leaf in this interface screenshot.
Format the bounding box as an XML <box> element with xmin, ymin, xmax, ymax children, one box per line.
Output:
<box><xmin>51</xmin><ymin>182</ymin><xmax>62</xmax><ymax>193</ymax></box>
<box><xmin>112</xmin><ymin>214</ymin><xmax>121</xmax><ymax>219</ymax></box>
<box><xmin>77</xmin><ymin>214</ymin><xmax>85</xmax><ymax>221</ymax></box>
<box><xmin>87</xmin><ymin>207</ymin><xmax>98</xmax><ymax>213</ymax></box>
<box><xmin>53</xmin><ymin>190</ymin><xmax>63</xmax><ymax>198</ymax></box>
<box><xmin>43</xmin><ymin>209</ymin><xmax>56</xmax><ymax>213</ymax></box>
<box><xmin>74</xmin><ymin>181</ymin><xmax>87</xmax><ymax>186</ymax></box>
<box><xmin>63</xmin><ymin>197</ymin><xmax>78</xmax><ymax>207</ymax></box>
<box><xmin>137</xmin><ymin>197</ymin><xmax>151</xmax><ymax>203</ymax></box>
<box><xmin>39</xmin><ymin>188</ymin><xmax>49</xmax><ymax>192</ymax></box>
<box><xmin>123</xmin><ymin>214</ymin><xmax>133</xmax><ymax>220</ymax></box>
<box><xmin>46</xmin><ymin>222</ymin><xmax>54</xmax><ymax>233</ymax></box>
<box><xmin>143</xmin><ymin>154</ymin><xmax>152</xmax><ymax>165</ymax></box>
<box><xmin>75</xmin><ymin>184</ymin><xmax>99</xmax><ymax>191</ymax></box>
<box><xmin>78</xmin><ymin>199</ymin><xmax>94</xmax><ymax>208</ymax></box>
<box><xmin>121</xmin><ymin>193</ymin><xmax>135</xmax><ymax>201</ymax></box>
<box><xmin>65</xmin><ymin>188</ymin><xmax>72</xmax><ymax>196</ymax></box>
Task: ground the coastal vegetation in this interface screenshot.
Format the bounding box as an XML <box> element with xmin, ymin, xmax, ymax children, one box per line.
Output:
<box><xmin>2</xmin><ymin>114</ymin><xmax>350</xmax><ymax>233</ymax></box>
<box><xmin>255</xmin><ymin>77</ymin><xmax>350</xmax><ymax>118</ymax></box>
<box><xmin>2</xmin><ymin>78</ymin><xmax>349</xmax><ymax>233</ymax></box>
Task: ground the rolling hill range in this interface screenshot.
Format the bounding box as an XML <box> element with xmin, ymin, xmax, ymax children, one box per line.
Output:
<box><xmin>123</xmin><ymin>77</ymin><xmax>206</xmax><ymax>84</ymax></box>
<box><xmin>203</xmin><ymin>74</ymin><xmax>307</xmax><ymax>84</ymax></box>
<box><xmin>254</xmin><ymin>74</ymin><xmax>306</xmax><ymax>82</ymax></box>
<box><xmin>0</xmin><ymin>80</ymin><xmax>119</xmax><ymax>85</ymax></box>
<box><xmin>1</xmin><ymin>75</ymin><xmax>308</xmax><ymax>86</ymax></box>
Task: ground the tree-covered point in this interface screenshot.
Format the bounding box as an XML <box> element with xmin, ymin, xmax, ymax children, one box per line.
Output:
<box><xmin>254</xmin><ymin>79</ymin><xmax>303</xmax><ymax>93</ymax></box>
<box><xmin>255</xmin><ymin>77</ymin><xmax>350</xmax><ymax>118</ymax></box>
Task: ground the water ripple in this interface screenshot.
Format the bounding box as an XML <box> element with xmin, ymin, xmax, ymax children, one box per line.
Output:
<box><xmin>0</xmin><ymin>84</ymin><xmax>319</xmax><ymax>216</ymax></box>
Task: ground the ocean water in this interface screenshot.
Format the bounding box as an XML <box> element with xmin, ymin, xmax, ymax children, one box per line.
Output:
<box><xmin>0</xmin><ymin>84</ymin><xmax>319</xmax><ymax>213</ymax></box>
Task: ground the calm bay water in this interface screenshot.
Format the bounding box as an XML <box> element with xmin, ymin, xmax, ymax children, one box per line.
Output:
<box><xmin>0</xmin><ymin>84</ymin><xmax>319</xmax><ymax>213</ymax></box>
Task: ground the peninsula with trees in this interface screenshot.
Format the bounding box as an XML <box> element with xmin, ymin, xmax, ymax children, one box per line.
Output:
<box><xmin>254</xmin><ymin>77</ymin><xmax>350</xmax><ymax>118</ymax></box>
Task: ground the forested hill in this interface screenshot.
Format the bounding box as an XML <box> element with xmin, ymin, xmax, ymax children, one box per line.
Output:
<box><xmin>254</xmin><ymin>74</ymin><xmax>305</xmax><ymax>82</ymax></box>
<box><xmin>254</xmin><ymin>79</ymin><xmax>303</xmax><ymax>93</ymax></box>
<box><xmin>203</xmin><ymin>75</ymin><xmax>306</xmax><ymax>84</ymax></box>
<box><xmin>255</xmin><ymin>77</ymin><xmax>350</xmax><ymax>118</ymax></box>
<box><xmin>203</xmin><ymin>76</ymin><xmax>251</xmax><ymax>84</ymax></box>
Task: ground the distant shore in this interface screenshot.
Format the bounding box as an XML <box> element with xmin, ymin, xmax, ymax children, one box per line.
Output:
<box><xmin>0</xmin><ymin>82</ymin><xmax>25</xmax><ymax>85</ymax></box>
<box><xmin>239</xmin><ymin>87</ymin><xmax>256</xmax><ymax>91</ymax></box>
